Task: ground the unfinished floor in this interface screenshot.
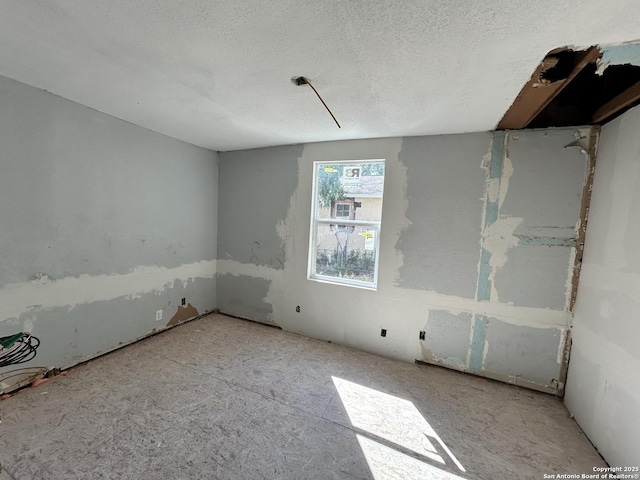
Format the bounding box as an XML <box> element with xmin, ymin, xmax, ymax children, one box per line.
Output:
<box><xmin>0</xmin><ymin>314</ymin><xmax>604</xmax><ymax>480</ymax></box>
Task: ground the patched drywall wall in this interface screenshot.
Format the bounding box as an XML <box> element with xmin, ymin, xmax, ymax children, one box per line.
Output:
<box><xmin>493</xmin><ymin>245</ymin><xmax>574</xmax><ymax>310</ymax></box>
<box><xmin>216</xmin><ymin>274</ymin><xmax>273</xmax><ymax>324</ymax></box>
<box><xmin>216</xmin><ymin>128</ymin><xmax>591</xmax><ymax>395</ymax></box>
<box><xmin>218</xmin><ymin>145</ymin><xmax>302</xmax><ymax>270</ymax></box>
<box><xmin>565</xmin><ymin>105</ymin><xmax>640</xmax><ymax>466</ymax></box>
<box><xmin>494</xmin><ymin>130</ymin><xmax>587</xmax><ymax>310</ymax></box>
<box><xmin>396</xmin><ymin>135</ymin><xmax>488</xmax><ymax>298</ymax></box>
<box><xmin>422</xmin><ymin>311</ymin><xmax>471</xmax><ymax>370</ymax></box>
<box><xmin>0</xmin><ymin>74</ymin><xmax>218</xmax><ymax>379</ymax></box>
<box><xmin>484</xmin><ymin>320</ymin><xmax>563</xmax><ymax>387</ymax></box>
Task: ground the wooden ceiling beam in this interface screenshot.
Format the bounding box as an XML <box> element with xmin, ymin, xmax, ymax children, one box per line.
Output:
<box><xmin>498</xmin><ymin>47</ymin><xmax>600</xmax><ymax>130</ymax></box>
<box><xmin>592</xmin><ymin>80</ymin><xmax>640</xmax><ymax>123</ymax></box>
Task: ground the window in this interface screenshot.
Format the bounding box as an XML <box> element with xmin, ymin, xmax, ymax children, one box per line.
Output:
<box><xmin>308</xmin><ymin>160</ymin><xmax>385</xmax><ymax>289</ymax></box>
<box><xmin>335</xmin><ymin>203</ymin><xmax>350</xmax><ymax>218</ymax></box>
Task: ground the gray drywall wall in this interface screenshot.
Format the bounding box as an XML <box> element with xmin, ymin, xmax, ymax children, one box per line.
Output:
<box><xmin>6</xmin><ymin>277</ymin><xmax>216</xmax><ymax>368</ymax></box>
<box><xmin>565</xmin><ymin>106</ymin><xmax>640</xmax><ymax>466</ymax></box>
<box><xmin>501</xmin><ymin>130</ymin><xmax>587</xmax><ymax>237</ymax></box>
<box><xmin>216</xmin><ymin>274</ymin><xmax>273</xmax><ymax>323</ymax></box>
<box><xmin>0</xmin><ymin>74</ymin><xmax>218</xmax><ymax>375</ymax></box>
<box><xmin>483</xmin><ymin>319</ymin><xmax>562</xmax><ymax>386</ymax></box>
<box><xmin>216</xmin><ymin>129</ymin><xmax>589</xmax><ymax>394</ymax></box>
<box><xmin>492</xmin><ymin>129</ymin><xmax>589</xmax><ymax>310</ymax></box>
<box><xmin>493</xmin><ymin>245</ymin><xmax>572</xmax><ymax>310</ymax></box>
<box><xmin>422</xmin><ymin>310</ymin><xmax>472</xmax><ymax>370</ymax></box>
<box><xmin>396</xmin><ymin>134</ymin><xmax>488</xmax><ymax>298</ymax></box>
<box><xmin>218</xmin><ymin>145</ymin><xmax>302</xmax><ymax>269</ymax></box>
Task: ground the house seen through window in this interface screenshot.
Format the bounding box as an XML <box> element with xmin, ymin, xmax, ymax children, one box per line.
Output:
<box><xmin>308</xmin><ymin>160</ymin><xmax>385</xmax><ymax>289</ymax></box>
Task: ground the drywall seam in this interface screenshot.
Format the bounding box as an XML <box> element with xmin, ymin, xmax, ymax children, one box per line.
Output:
<box><xmin>476</xmin><ymin>134</ymin><xmax>500</xmax><ymax>303</ymax></box>
<box><xmin>376</xmin><ymin>285</ymin><xmax>571</xmax><ymax>328</ymax></box>
<box><xmin>476</xmin><ymin>131</ymin><xmax>520</xmax><ymax>304</ymax></box>
<box><xmin>469</xmin><ymin>314</ymin><xmax>488</xmax><ymax>372</ymax></box>
<box><xmin>471</xmin><ymin>131</ymin><xmax>519</xmax><ymax>371</ymax></box>
<box><xmin>516</xmin><ymin>235</ymin><xmax>576</xmax><ymax>247</ymax></box>
<box><xmin>216</xmin><ymin>259</ymin><xmax>283</xmax><ymax>282</ymax></box>
<box><xmin>0</xmin><ymin>259</ymin><xmax>216</xmax><ymax>324</ymax></box>
<box><xmin>484</xmin><ymin>216</ymin><xmax>522</xmax><ymax>302</ymax></box>
<box><xmin>387</xmin><ymin>154</ymin><xmax>412</xmax><ymax>285</ymax></box>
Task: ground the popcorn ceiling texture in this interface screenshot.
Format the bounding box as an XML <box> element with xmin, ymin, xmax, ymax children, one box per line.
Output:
<box><xmin>0</xmin><ymin>0</ymin><xmax>639</xmax><ymax>151</ymax></box>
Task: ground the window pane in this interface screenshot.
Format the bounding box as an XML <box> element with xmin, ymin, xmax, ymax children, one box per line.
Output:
<box><xmin>315</xmin><ymin>162</ymin><xmax>385</xmax><ymax>222</ymax></box>
<box><xmin>314</xmin><ymin>223</ymin><xmax>378</xmax><ymax>284</ymax></box>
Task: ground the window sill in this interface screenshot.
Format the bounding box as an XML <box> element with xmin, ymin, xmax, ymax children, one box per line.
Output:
<box><xmin>307</xmin><ymin>275</ymin><xmax>378</xmax><ymax>291</ymax></box>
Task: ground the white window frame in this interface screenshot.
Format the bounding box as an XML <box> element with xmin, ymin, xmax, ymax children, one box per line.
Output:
<box><xmin>308</xmin><ymin>159</ymin><xmax>385</xmax><ymax>290</ymax></box>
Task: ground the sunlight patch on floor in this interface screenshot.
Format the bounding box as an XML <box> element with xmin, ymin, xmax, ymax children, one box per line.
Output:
<box><xmin>357</xmin><ymin>435</ymin><xmax>467</xmax><ymax>480</ymax></box>
<box><xmin>332</xmin><ymin>376</ymin><xmax>466</xmax><ymax>479</ymax></box>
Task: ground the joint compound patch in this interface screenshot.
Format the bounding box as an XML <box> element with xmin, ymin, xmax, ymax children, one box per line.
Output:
<box><xmin>0</xmin><ymin>260</ymin><xmax>216</xmax><ymax>325</ymax></box>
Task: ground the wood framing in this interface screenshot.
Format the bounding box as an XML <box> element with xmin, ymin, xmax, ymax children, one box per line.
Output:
<box><xmin>498</xmin><ymin>47</ymin><xmax>600</xmax><ymax>130</ymax></box>
<box><xmin>592</xmin><ymin>80</ymin><xmax>640</xmax><ymax>123</ymax></box>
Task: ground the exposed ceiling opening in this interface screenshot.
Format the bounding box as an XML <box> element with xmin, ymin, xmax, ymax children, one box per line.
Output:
<box><xmin>499</xmin><ymin>43</ymin><xmax>640</xmax><ymax>130</ymax></box>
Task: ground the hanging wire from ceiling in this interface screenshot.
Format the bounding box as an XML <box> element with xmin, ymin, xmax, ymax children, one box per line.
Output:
<box><xmin>292</xmin><ymin>76</ymin><xmax>341</xmax><ymax>128</ymax></box>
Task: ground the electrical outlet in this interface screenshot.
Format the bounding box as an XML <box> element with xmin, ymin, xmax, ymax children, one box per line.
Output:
<box><xmin>181</xmin><ymin>298</ymin><xmax>186</xmax><ymax>306</ymax></box>
<box><xmin>380</xmin><ymin>328</ymin><xmax>387</xmax><ymax>337</ymax></box>
<box><xmin>155</xmin><ymin>309</ymin><xmax>163</xmax><ymax>321</ymax></box>
<box><xmin>419</xmin><ymin>331</ymin><xmax>426</xmax><ymax>340</ymax></box>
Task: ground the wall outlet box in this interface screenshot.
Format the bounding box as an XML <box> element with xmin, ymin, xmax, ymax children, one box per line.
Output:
<box><xmin>155</xmin><ymin>309</ymin><xmax>163</xmax><ymax>321</ymax></box>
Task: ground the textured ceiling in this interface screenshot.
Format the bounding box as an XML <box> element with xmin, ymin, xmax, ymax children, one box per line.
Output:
<box><xmin>1</xmin><ymin>1</ymin><xmax>640</xmax><ymax>151</ymax></box>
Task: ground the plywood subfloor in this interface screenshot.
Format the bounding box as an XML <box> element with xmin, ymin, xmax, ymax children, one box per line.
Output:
<box><xmin>0</xmin><ymin>313</ymin><xmax>604</xmax><ymax>479</ymax></box>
